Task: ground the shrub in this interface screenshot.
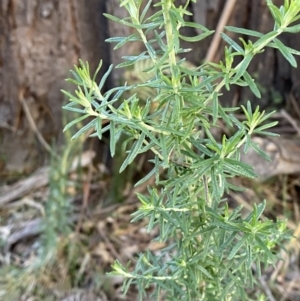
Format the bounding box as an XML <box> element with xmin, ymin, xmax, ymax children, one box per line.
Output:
<box><xmin>62</xmin><ymin>0</ymin><xmax>300</xmax><ymax>300</ymax></box>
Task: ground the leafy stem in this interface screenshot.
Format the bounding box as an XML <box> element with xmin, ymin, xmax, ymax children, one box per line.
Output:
<box><xmin>62</xmin><ymin>0</ymin><xmax>300</xmax><ymax>300</ymax></box>
<box><xmin>162</xmin><ymin>0</ymin><xmax>180</xmax><ymax>91</ymax></box>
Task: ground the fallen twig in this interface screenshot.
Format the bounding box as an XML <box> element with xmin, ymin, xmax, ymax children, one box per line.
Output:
<box><xmin>19</xmin><ymin>89</ymin><xmax>56</xmax><ymax>157</ymax></box>
<box><xmin>205</xmin><ymin>0</ymin><xmax>237</xmax><ymax>62</ymax></box>
<box><xmin>280</xmin><ymin>109</ymin><xmax>300</xmax><ymax>136</ymax></box>
<box><xmin>0</xmin><ymin>151</ymin><xmax>95</xmax><ymax>205</ymax></box>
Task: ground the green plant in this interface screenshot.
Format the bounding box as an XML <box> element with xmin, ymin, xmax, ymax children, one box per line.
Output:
<box><xmin>62</xmin><ymin>0</ymin><xmax>300</xmax><ymax>300</ymax></box>
<box><xmin>0</xmin><ymin>111</ymin><xmax>92</xmax><ymax>300</ymax></box>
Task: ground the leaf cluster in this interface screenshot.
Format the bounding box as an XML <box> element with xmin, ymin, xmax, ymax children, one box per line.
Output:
<box><xmin>62</xmin><ymin>0</ymin><xmax>300</xmax><ymax>300</ymax></box>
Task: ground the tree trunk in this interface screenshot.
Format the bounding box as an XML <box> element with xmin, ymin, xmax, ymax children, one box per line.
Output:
<box><xmin>0</xmin><ymin>0</ymin><xmax>110</xmax><ymax>178</ymax></box>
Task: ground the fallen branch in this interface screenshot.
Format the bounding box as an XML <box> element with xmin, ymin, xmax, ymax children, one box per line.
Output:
<box><xmin>0</xmin><ymin>150</ymin><xmax>95</xmax><ymax>205</ymax></box>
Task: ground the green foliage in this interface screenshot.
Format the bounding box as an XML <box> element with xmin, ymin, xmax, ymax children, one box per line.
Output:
<box><xmin>62</xmin><ymin>0</ymin><xmax>300</xmax><ymax>300</ymax></box>
<box><xmin>0</xmin><ymin>109</ymin><xmax>92</xmax><ymax>300</ymax></box>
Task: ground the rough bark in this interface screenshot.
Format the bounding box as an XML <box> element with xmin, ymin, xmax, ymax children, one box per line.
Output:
<box><xmin>0</xmin><ymin>0</ymin><xmax>110</xmax><ymax>178</ymax></box>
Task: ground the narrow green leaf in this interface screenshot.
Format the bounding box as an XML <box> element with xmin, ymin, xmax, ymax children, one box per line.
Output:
<box><xmin>153</xmin><ymin>30</ymin><xmax>167</xmax><ymax>52</ymax></box>
<box><xmin>218</xmin><ymin>105</ymin><xmax>233</xmax><ymax>127</ymax></box>
<box><xmin>219</xmin><ymin>231</ymin><xmax>238</xmax><ymax>254</ymax></box>
<box><xmin>211</xmin><ymin>167</ymin><xmax>221</xmax><ymax>204</ymax></box>
<box><xmin>255</xmin><ymin>235</ymin><xmax>275</xmax><ymax>259</ymax></box>
<box><xmin>212</xmin><ymin>220</ymin><xmax>241</xmax><ymax>231</ymax></box>
<box><xmin>145</xmin><ymin>42</ymin><xmax>157</xmax><ymax>58</ymax></box>
<box><xmin>243</xmin><ymin>134</ymin><xmax>251</xmax><ymax>153</ymax></box>
<box><xmin>189</xmin><ymin>138</ymin><xmax>214</xmax><ymax>157</ymax></box>
<box><xmin>243</xmin><ymin>71</ymin><xmax>261</xmax><ymax>98</ymax></box>
<box><xmin>62</xmin><ymin>103</ymin><xmax>86</xmax><ymax>114</ymax></box>
<box><xmin>116</xmin><ymin>54</ymin><xmax>149</xmax><ymax>69</ymax></box>
<box><xmin>103</xmin><ymin>13</ymin><xmax>122</xmax><ymax>24</ymax></box>
<box><xmin>140</xmin><ymin>0</ymin><xmax>153</xmax><ymax>22</ymax></box>
<box><xmin>122</xmin><ymin>278</ymin><xmax>134</xmax><ymax>295</ymax></box>
<box><xmin>134</xmin><ymin>166</ymin><xmax>157</xmax><ymax>187</ymax></box>
<box><xmin>253</xmin><ymin>31</ymin><xmax>278</xmax><ymax>49</ymax></box>
<box><xmin>104</xmin><ymin>13</ymin><xmax>152</xmax><ymax>29</ymax></box>
<box><xmin>225</xmin><ymin>130</ymin><xmax>245</xmax><ymax>154</ymax></box>
<box><xmin>89</xmin><ymin>124</ymin><xmax>110</xmax><ymax>137</ymax></box>
<box><xmin>160</xmin><ymin>134</ymin><xmax>170</xmax><ymax>168</ymax></box>
<box><xmin>179</xmin><ymin>30</ymin><xmax>214</xmax><ymax>42</ymax></box>
<box><xmin>95</xmin><ymin>116</ymin><xmax>103</xmax><ymax>140</ymax></box>
<box><xmin>254</xmin><ymin>200</ymin><xmax>266</xmax><ymax>221</ymax></box>
<box><xmin>224</xmin><ymin>73</ymin><xmax>230</xmax><ymax>91</ymax></box>
<box><xmin>144</xmin><ymin>50</ymin><xmax>169</xmax><ymax>73</ymax></box>
<box><xmin>110</xmin><ymin>121</ymin><xmax>116</xmax><ymax>157</ymax></box>
<box><xmin>274</xmin><ymin>38</ymin><xmax>297</xmax><ymax>67</ymax></box>
<box><xmin>221</xmin><ymin>33</ymin><xmax>244</xmax><ymax>53</ymax></box>
<box><xmin>256</xmin><ymin>130</ymin><xmax>280</xmax><ymax>137</ymax></box>
<box><xmin>256</xmin><ymin>258</ymin><xmax>262</xmax><ymax>279</ymax></box>
<box><xmin>256</xmin><ymin>109</ymin><xmax>276</xmax><ymax>123</ymax></box>
<box><xmin>112</xmin><ymin>34</ymin><xmax>141</xmax><ymax>49</ymax></box>
<box><xmin>244</xmin><ymin>101</ymin><xmax>253</xmax><ymax>120</ymax></box>
<box><xmin>122</xmin><ymin>53</ymin><xmax>149</xmax><ymax>62</ymax></box>
<box><xmin>228</xmin><ymin>234</ymin><xmax>248</xmax><ymax>259</ymax></box>
<box><xmin>99</xmin><ymin>64</ymin><xmax>114</xmax><ymax>90</ymax></box>
<box><xmin>71</xmin><ymin>118</ymin><xmax>97</xmax><ymax>140</ymax></box>
<box><xmin>284</xmin><ymin>24</ymin><xmax>300</xmax><ymax>33</ymax></box>
<box><xmin>223</xmin><ymin>159</ymin><xmax>257</xmax><ymax>178</ymax></box>
<box><xmin>184</xmin><ymin>21</ymin><xmax>212</xmax><ymax>32</ymax></box>
<box><xmin>63</xmin><ymin>114</ymin><xmax>90</xmax><ymax>132</ymax></box>
<box><xmin>195</xmin><ymin>264</ymin><xmax>214</xmax><ymax>279</ymax></box>
<box><xmin>233</xmin><ymin>54</ymin><xmax>253</xmax><ymax>82</ymax></box>
<box><xmin>250</xmin><ymin>141</ymin><xmax>271</xmax><ymax>162</ymax></box>
<box><xmin>269</xmin><ymin>43</ymin><xmax>300</xmax><ymax>55</ymax></box>
<box><xmin>253</xmin><ymin>121</ymin><xmax>278</xmax><ymax>132</ymax></box>
<box><xmin>212</xmin><ymin>92</ymin><xmax>218</xmax><ymax>125</ymax></box>
<box><xmin>225</xmin><ymin>26</ymin><xmax>263</xmax><ymax>38</ymax></box>
<box><xmin>69</xmin><ymin>69</ymin><xmax>84</xmax><ymax>85</ymax></box>
<box><xmin>204</xmin><ymin>127</ymin><xmax>219</xmax><ymax>148</ymax></box>
<box><xmin>206</xmin><ymin>143</ymin><xmax>221</xmax><ymax>154</ymax></box>
<box><xmin>61</xmin><ymin>89</ymin><xmax>82</xmax><ymax>104</ymax></box>
<box><xmin>267</xmin><ymin>4</ymin><xmax>283</xmax><ymax>25</ymax></box>
<box><xmin>120</xmin><ymin>132</ymin><xmax>146</xmax><ymax>172</ymax></box>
